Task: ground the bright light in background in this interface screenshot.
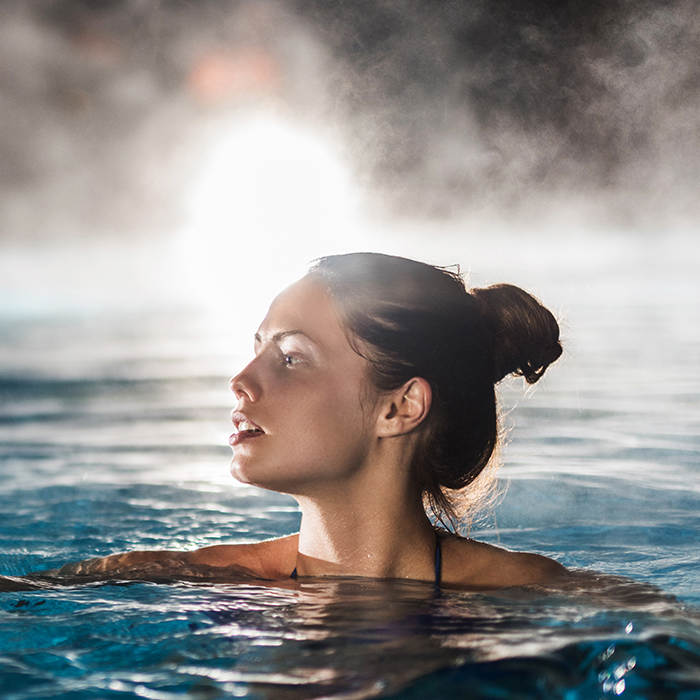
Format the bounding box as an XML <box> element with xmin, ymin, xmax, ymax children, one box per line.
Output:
<box><xmin>175</xmin><ymin>113</ymin><xmax>367</xmax><ymax>337</ymax></box>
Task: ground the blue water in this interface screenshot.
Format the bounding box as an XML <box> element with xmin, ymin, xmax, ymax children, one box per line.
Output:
<box><xmin>1</xmin><ymin>235</ymin><xmax>700</xmax><ymax>699</ymax></box>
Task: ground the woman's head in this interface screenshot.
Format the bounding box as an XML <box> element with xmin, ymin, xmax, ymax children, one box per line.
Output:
<box><xmin>229</xmin><ymin>275</ymin><xmax>378</xmax><ymax>495</ymax></box>
<box><xmin>306</xmin><ymin>252</ymin><xmax>562</xmax><ymax>527</ymax></box>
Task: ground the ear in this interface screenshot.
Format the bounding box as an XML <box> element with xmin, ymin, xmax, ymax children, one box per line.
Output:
<box><xmin>376</xmin><ymin>377</ymin><xmax>432</xmax><ymax>438</ymax></box>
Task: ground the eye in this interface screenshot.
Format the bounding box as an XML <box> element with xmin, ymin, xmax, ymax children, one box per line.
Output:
<box><xmin>283</xmin><ymin>354</ymin><xmax>300</xmax><ymax>367</ymax></box>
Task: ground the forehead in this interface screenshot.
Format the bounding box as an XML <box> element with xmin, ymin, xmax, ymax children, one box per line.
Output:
<box><xmin>258</xmin><ymin>277</ymin><xmax>347</xmax><ymax>348</ymax></box>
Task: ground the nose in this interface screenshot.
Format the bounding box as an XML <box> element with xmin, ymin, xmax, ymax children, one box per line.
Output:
<box><xmin>229</xmin><ymin>360</ymin><xmax>260</xmax><ymax>403</ymax></box>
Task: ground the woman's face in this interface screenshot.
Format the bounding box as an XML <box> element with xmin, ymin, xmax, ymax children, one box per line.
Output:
<box><xmin>229</xmin><ymin>276</ymin><xmax>377</xmax><ymax>495</ymax></box>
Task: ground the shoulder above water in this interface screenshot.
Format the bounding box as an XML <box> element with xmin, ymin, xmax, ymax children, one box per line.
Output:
<box><xmin>186</xmin><ymin>534</ymin><xmax>299</xmax><ymax>579</ymax></box>
<box><xmin>15</xmin><ymin>533</ymin><xmax>566</xmax><ymax>591</ymax></box>
<box><xmin>191</xmin><ymin>533</ymin><xmax>567</xmax><ymax>590</ymax></box>
<box><xmin>438</xmin><ymin>534</ymin><xmax>568</xmax><ymax>590</ymax></box>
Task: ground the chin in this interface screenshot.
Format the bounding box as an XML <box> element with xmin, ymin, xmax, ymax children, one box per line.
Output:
<box><xmin>229</xmin><ymin>460</ymin><xmax>312</xmax><ymax>495</ymax></box>
<box><xmin>230</xmin><ymin>461</ymin><xmax>279</xmax><ymax>490</ymax></box>
<box><xmin>229</xmin><ymin>460</ymin><xmax>253</xmax><ymax>485</ymax></box>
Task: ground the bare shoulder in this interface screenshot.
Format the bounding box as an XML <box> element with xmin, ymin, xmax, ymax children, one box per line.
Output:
<box><xmin>48</xmin><ymin>534</ymin><xmax>300</xmax><ymax>582</ymax></box>
<box><xmin>442</xmin><ymin>534</ymin><xmax>567</xmax><ymax>589</ymax></box>
<box><xmin>187</xmin><ymin>533</ymin><xmax>299</xmax><ymax>579</ymax></box>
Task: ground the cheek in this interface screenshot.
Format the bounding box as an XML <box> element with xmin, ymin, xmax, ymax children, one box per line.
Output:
<box><xmin>282</xmin><ymin>383</ymin><xmax>372</xmax><ymax>477</ymax></box>
<box><xmin>300</xmin><ymin>385</ymin><xmax>372</xmax><ymax>460</ymax></box>
<box><xmin>231</xmin><ymin>365</ymin><xmax>375</xmax><ymax>490</ymax></box>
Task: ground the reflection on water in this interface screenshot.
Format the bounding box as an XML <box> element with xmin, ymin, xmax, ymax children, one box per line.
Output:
<box><xmin>1</xmin><ymin>576</ymin><xmax>699</xmax><ymax>699</ymax></box>
<box><xmin>0</xmin><ymin>232</ymin><xmax>699</xmax><ymax>698</ymax></box>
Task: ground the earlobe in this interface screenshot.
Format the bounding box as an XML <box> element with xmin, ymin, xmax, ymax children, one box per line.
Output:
<box><xmin>377</xmin><ymin>377</ymin><xmax>432</xmax><ymax>438</ymax></box>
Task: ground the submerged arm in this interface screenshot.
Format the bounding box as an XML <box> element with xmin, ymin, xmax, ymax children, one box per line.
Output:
<box><xmin>35</xmin><ymin>548</ymin><xmax>260</xmax><ymax>584</ymax></box>
<box><xmin>0</xmin><ymin>574</ymin><xmax>52</xmax><ymax>591</ymax></box>
<box><xmin>0</xmin><ymin>550</ymin><xmax>257</xmax><ymax>591</ymax></box>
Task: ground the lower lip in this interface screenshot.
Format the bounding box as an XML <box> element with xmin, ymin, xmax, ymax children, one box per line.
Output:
<box><xmin>229</xmin><ymin>431</ymin><xmax>264</xmax><ymax>446</ymax></box>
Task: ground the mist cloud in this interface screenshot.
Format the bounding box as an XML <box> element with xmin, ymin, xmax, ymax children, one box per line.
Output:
<box><xmin>298</xmin><ymin>0</ymin><xmax>700</xmax><ymax>225</ymax></box>
<box><xmin>0</xmin><ymin>0</ymin><xmax>698</xmax><ymax>241</ymax></box>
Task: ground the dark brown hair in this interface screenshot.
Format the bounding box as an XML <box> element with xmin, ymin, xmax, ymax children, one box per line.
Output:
<box><xmin>307</xmin><ymin>252</ymin><xmax>562</xmax><ymax>528</ymax></box>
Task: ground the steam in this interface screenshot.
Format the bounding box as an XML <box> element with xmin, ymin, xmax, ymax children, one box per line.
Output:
<box><xmin>0</xmin><ymin>0</ymin><xmax>698</xmax><ymax>245</ymax></box>
<box><xmin>296</xmin><ymin>0</ymin><xmax>700</xmax><ymax>225</ymax></box>
<box><xmin>0</xmin><ymin>1</ymin><xmax>329</xmax><ymax>242</ymax></box>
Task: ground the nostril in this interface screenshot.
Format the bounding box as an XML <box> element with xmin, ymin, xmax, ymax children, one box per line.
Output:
<box><xmin>230</xmin><ymin>375</ymin><xmax>245</xmax><ymax>399</ymax></box>
<box><xmin>229</xmin><ymin>364</ymin><xmax>258</xmax><ymax>402</ymax></box>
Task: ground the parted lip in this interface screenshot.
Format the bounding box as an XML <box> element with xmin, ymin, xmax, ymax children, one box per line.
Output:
<box><xmin>230</xmin><ymin>411</ymin><xmax>265</xmax><ymax>434</ymax></box>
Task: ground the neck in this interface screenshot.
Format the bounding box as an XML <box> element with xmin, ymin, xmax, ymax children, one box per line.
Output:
<box><xmin>293</xmin><ymin>467</ymin><xmax>438</xmax><ymax>581</ymax></box>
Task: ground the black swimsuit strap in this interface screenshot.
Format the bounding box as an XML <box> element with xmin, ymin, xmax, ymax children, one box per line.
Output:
<box><xmin>434</xmin><ymin>533</ymin><xmax>442</xmax><ymax>587</ymax></box>
<box><xmin>291</xmin><ymin>532</ymin><xmax>443</xmax><ymax>586</ymax></box>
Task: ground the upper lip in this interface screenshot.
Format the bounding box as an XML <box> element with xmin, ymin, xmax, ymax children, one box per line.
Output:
<box><xmin>231</xmin><ymin>411</ymin><xmax>265</xmax><ymax>434</ymax></box>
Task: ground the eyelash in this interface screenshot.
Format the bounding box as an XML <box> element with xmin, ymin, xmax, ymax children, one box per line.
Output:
<box><xmin>282</xmin><ymin>353</ymin><xmax>300</xmax><ymax>367</ymax></box>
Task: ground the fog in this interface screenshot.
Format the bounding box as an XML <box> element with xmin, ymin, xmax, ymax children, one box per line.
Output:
<box><xmin>0</xmin><ymin>0</ymin><xmax>698</xmax><ymax>317</ymax></box>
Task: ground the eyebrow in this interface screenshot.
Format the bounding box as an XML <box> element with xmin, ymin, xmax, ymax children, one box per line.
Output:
<box><xmin>254</xmin><ymin>330</ymin><xmax>314</xmax><ymax>345</ymax></box>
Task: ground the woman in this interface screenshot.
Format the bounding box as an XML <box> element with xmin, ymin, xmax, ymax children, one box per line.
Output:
<box><xmin>4</xmin><ymin>252</ymin><xmax>567</xmax><ymax>591</ymax></box>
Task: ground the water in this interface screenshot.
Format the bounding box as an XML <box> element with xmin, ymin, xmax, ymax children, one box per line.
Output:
<box><xmin>1</xmin><ymin>232</ymin><xmax>700</xmax><ymax>698</ymax></box>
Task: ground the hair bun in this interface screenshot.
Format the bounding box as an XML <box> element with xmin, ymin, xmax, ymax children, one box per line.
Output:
<box><xmin>471</xmin><ymin>283</ymin><xmax>562</xmax><ymax>384</ymax></box>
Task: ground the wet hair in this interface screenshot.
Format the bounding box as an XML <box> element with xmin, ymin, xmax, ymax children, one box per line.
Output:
<box><xmin>307</xmin><ymin>252</ymin><xmax>562</xmax><ymax>528</ymax></box>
